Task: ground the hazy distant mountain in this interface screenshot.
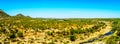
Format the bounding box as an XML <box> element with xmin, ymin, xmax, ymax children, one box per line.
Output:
<box><xmin>16</xmin><ymin>13</ymin><xmax>25</xmax><ymax>17</ymax></box>
<box><xmin>0</xmin><ymin>9</ymin><xmax>10</xmax><ymax>17</ymax></box>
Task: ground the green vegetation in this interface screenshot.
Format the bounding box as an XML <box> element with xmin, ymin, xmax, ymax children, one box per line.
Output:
<box><xmin>47</xmin><ymin>31</ymin><xmax>53</xmax><ymax>35</ymax></box>
<box><xmin>17</xmin><ymin>31</ymin><xmax>23</xmax><ymax>37</ymax></box>
<box><xmin>69</xmin><ymin>35</ymin><xmax>76</xmax><ymax>41</ymax></box>
<box><xmin>105</xmin><ymin>19</ymin><xmax>120</xmax><ymax>44</ymax></box>
<box><xmin>9</xmin><ymin>33</ymin><xmax>16</xmax><ymax>39</ymax></box>
<box><xmin>0</xmin><ymin>10</ymin><xmax>120</xmax><ymax>44</ymax></box>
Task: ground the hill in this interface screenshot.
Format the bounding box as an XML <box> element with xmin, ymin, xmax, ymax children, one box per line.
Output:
<box><xmin>16</xmin><ymin>13</ymin><xmax>24</xmax><ymax>17</ymax></box>
<box><xmin>0</xmin><ymin>9</ymin><xmax>10</xmax><ymax>17</ymax></box>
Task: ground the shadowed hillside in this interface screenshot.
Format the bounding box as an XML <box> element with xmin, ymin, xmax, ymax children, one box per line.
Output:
<box><xmin>0</xmin><ymin>9</ymin><xmax>10</xmax><ymax>17</ymax></box>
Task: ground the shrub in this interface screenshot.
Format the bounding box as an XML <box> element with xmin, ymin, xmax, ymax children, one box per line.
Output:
<box><xmin>9</xmin><ymin>33</ymin><xmax>16</xmax><ymax>39</ymax></box>
<box><xmin>17</xmin><ymin>31</ymin><xmax>23</xmax><ymax>37</ymax></box>
<box><xmin>47</xmin><ymin>31</ymin><xmax>53</xmax><ymax>35</ymax></box>
<box><xmin>70</xmin><ymin>28</ymin><xmax>75</xmax><ymax>35</ymax></box>
<box><xmin>69</xmin><ymin>35</ymin><xmax>76</xmax><ymax>41</ymax></box>
<box><xmin>48</xmin><ymin>41</ymin><xmax>55</xmax><ymax>44</ymax></box>
<box><xmin>75</xmin><ymin>29</ymin><xmax>82</xmax><ymax>34</ymax></box>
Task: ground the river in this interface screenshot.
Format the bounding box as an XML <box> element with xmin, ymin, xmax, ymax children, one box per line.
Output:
<box><xmin>80</xmin><ymin>31</ymin><xmax>114</xmax><ymax>44</ymax></box>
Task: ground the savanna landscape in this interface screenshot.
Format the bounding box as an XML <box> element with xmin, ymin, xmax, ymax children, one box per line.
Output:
<box><xmin>0</xmin><ymin>10</ymin><xmax>120</xmax><ymax>44</ymax></box>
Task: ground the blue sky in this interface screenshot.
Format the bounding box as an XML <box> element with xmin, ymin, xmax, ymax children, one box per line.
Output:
<box><xmin>0</xmin><ymin>0</ymin><xmax>120</xmax><ymax>18</ymax></box>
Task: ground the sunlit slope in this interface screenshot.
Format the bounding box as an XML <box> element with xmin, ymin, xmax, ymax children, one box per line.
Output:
<box><xmin>0</xmin><ymin>17</ymin><xmax>120</xmax><ymax>44</ymax></box>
